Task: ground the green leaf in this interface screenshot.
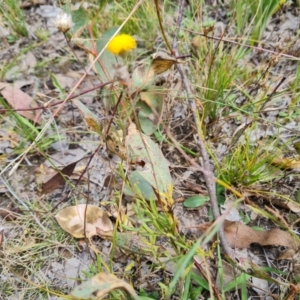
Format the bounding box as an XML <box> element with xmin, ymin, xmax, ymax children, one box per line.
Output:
<box><xmin>250</xmin><ymin>226</ymin><xmax>265</xmax><ymax>231</ymax></box>
<box><xmin>191</xmin><ymin>272</ymin><xmax>209</xmax><ymax>290</ymax></box>
<box><xmin>137</xmin><ymin>89</ymin><xmax>164</xmax><ymax>135</ymax></box>
<box><xmin>216</xmin><ymin>183</ymin><xmax>225</xmax><ymax>205</ymax></box>
<box><xmin>294</xmin><ymin>142</ymin><xmax>300</xmax><ymax>155</ymax></box>
<box><xmin>49</xmin><ymin>73</ymin><xmax>65</xmax><ymax>97</ymax></box>
<box><xmin>240</xmin><ymin>212</ymin><xmax>250</xmax><ymax>224</ymax></box>
<box><xmin>71</xmin><ymin>7</ymin><xmax>89</xmax><ymax>35</ymax></box>
<box><xmin>166</xmin><ymin>238</ymin><xmax>204</xmax><ymax>298</ymax></box>
<box><xmin>95</xmin><ymin>27</ymin><xmax>121</xmax><ymax>82</ymax></box>
<box><xmin>183</xmin><ymin>195</ymin><xmax>209</xmax><ymax>208</ymax></box>
<box><xmin>126</xmin><ymin>124</ymin><xmax>173</xmax><ymax>203</ymax></box>
<box><xmin>223</xmin><ymin>273</ymin><xmax>251</xmax><ymax>292</ymax></box>
<box><xmin>153</xmin><ymin>129</ymin><xmax>165</xmax><ymax>142</ymax></box>
<box><xmin>127</xmin><ymin>171</ymin><xmax>157</xmax><ymax>200</ymax></box>
<box><xmin>208</xmin><ymin>207</ymin><xmax>214</xmax><ymax>221</ymax></box>
<box><xmin>138</xmin><ymin>288</ymin><xmax>159</xmax><ymax>299</ymax></box>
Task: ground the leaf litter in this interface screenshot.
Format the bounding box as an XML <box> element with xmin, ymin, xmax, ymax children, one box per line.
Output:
<box><xmin>1</xmin><ymin>1</ymin><xmax>300</xmax><ymax>299</ymax></box>
<box><xmin>55</xmin><ymin>204</ymin><xmax>113</xmax><ymax>239</ymax></box>
<box><xmin>0</xmin><ymin>82</ymin><xmax>41</xmax><ymax>124</ymax></box>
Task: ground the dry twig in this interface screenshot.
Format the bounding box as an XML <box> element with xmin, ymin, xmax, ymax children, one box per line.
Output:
<box><xmin>171</xmin><ymin>0</ymin><xmax>233</xmax><ymax>259</ymax></box>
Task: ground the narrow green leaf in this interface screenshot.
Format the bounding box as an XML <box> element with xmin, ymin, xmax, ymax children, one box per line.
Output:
<box><xmin>191</xmin><ymin>272</ymin><xmax>209</xmax><ymax>290</ymax></box>
<box><xmin>166</xmin><ymin>238</ymin><xmax>203</xmax><ymax>299</ymax></box>
<box><xmin>224</xmin><ymin>273</ymin><xmax>251</xmax><ymax>292</ymax></box>
<box><xmin>216</xmin><ymin>183</ymin><xmax>225</xmax><ymax>205</ymax></box>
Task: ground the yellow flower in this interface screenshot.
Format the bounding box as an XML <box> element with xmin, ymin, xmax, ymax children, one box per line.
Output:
<box><xmin>107</xmin><ymin>34</ymin><xmax>136</xmax><ymax>55</ymax></box>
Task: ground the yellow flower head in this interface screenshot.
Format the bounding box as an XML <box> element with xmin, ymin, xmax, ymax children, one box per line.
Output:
<box><xmin>107</xmin><ymin>34</ymin><xmax>136</xmax><ymax>55</ymax></box>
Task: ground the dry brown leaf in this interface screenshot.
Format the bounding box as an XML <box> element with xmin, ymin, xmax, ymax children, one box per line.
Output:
<box><xmin>70</xmin><ymin>272</ymin><xmax>138</xmax><ymax>299</ymax></box>
<box><xmin>224</xmin><ymin>220</ymin><xmax>299</xmax><ymax>250</ymax></box>
<box><xmin>286</xmin><ymin>283</ymin><xmax>300</xmax><ymax>300</ymax></box>
<box><xmin>0</xmin><ymin>82</ymin><xmax>41</xmax><ymax>124</ymax></box>
<box><xmin>150</xmin><ymin>51</ymin><xmax>179</xmax><ymax>75</ymax></box>
<box><xmin>244</xmin><ymin>190</ymin><xmax>300</xmax><ymax>214</ymax></box>
<box><xmin>130</xmin><ymin>52</ymin><xmax>180</xmax><ymax>92</ymax></box>
<box><xmin>198</xmin><ymin>221</ymin><xmax>300</xmax><ymax>250</ymax></box>
<box><xmin>0</xmin><ymin>203</ymin><xmax>20</xmax><ymax>221</ymax></box>
<box><xmin>55</xmin><ymin>204</ymin><xmax>113</xmax><ymax>238</ymax></box>
<box><xmin>271</xmin><ymin>198</ymin><xmax>300</xmax><ymax>214</ymax></box>
<box><xmin>277</xmin><ymin>248</ymin><xmax>296</xmax><ymax>261</ymax></box>
<box><xmin>185</xmin><ymin>181</ymin><xmax>207</xmax><ymax>194</ymax></box>
<box><xmin>40</xmin><ymin>161</ymin><xmax>78</xmax><ymax>194</ymax></box>
<box><xmin>95</xmin><ymin>273</ymin><xmax>138</xmax><ymax>298</ymax></box>
<box><xmin>106</xmin><ymin>130</ymin><xmax>127</xmax><ymax>160</ymax></box>
<box><xmin>272</xmin><ymin>157</ymin><xmax>300</xmax><ymax>170</ymax></box>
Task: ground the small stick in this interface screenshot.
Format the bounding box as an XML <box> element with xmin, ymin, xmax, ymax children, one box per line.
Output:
<box><xmin>0</xmin><ymin>81</ymin><xmax>113</xmax><ymax>113</ymax></box>
<box><xmin>171</xmin><ymin>0</ymin><xmax>233</xmax><ymax>259</ymax></box>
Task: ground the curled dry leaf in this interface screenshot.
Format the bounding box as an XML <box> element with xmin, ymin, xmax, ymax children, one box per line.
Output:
<box><xmin>40</xmin><ymin>161</ymin><xmax>78</xmax><ymax>195</ymax></box>
<box><xmin>151</xmin><ymin>51</ymin><xmax>180</xmax><ymax>75</ymax></box>
<box><xmin>69</xmin><ymin>272</ymin><xmax>138</xmax><ymax>300</ymax></box>
<box><xmin>272</xmin><ymin>157</ymin><xmax>300</xmax><ymax>170</ymax></box>
<box><xmin>198</xmin><ymin>221</ymin><xmax>300</xmax><ymax>250</ymax></box>
<box><xmin>223</xmin><ymin>220</ymin><xmax>300</xmax><ymax>250</ymax></box>
<box><xmin>0</xmin><ymin>82</ymin><xmax>41</xmax><ymax>124</ymax></box>
<box><xmin>271</xmin><ymin>198</ymin><xmax>300</xmax><ymax>214</ymax></box>
<box><xmin>131</xmin><ymin>51</ymin><xmax>180</xmax><ymax>91</ymax></box>
<box><xmin>55</xmin><ymin>204</ymin><xmax>113</xmax><ymax>238</ymax></box>
<box><xmin>277</xmin><ymin>248</ymin><xmax>296</xmax><ymax>261</ymax></box>
<box><xmin>243</xmin><ymin>190</ymin><xmax>300</xmax><ymax>214</ymax></box>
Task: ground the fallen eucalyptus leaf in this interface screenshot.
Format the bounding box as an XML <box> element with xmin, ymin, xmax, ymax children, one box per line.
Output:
<box><xmin>224</xmin><ymin>221</ymin><xmax>300</xmax><ymax>250</ymax></box>
<box><xmin>137</xmin><ymin>89</ymin><xmax>164</xmax><ymax>135</ymax></box>
<box><xmin>40</xmin><ymin>161</ymin><xmax>78</xmax><ymax>195</ymax></box>
<box><xmin>125</xmin><ymin>123</ymin><xmax>173</xmax><ymax>206</ymax></box>
<box><xmin>69</xmin><ymin>272</ymin><xmax>139</xmax><ymax>300</ymax></box>
<box><xmin>55</xmin><ymin>204</ymin><xmax>113</xmax><ymax>238</ymax></box>
<box><xmin>0</xmin><ymin>82</ymin><xmax>41</xmax><ymax>124</ymax></box>
<box><xmin>198</xmin><ymin>220</ymin><xmax>300</xmax><ymax>250</ymax></box>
